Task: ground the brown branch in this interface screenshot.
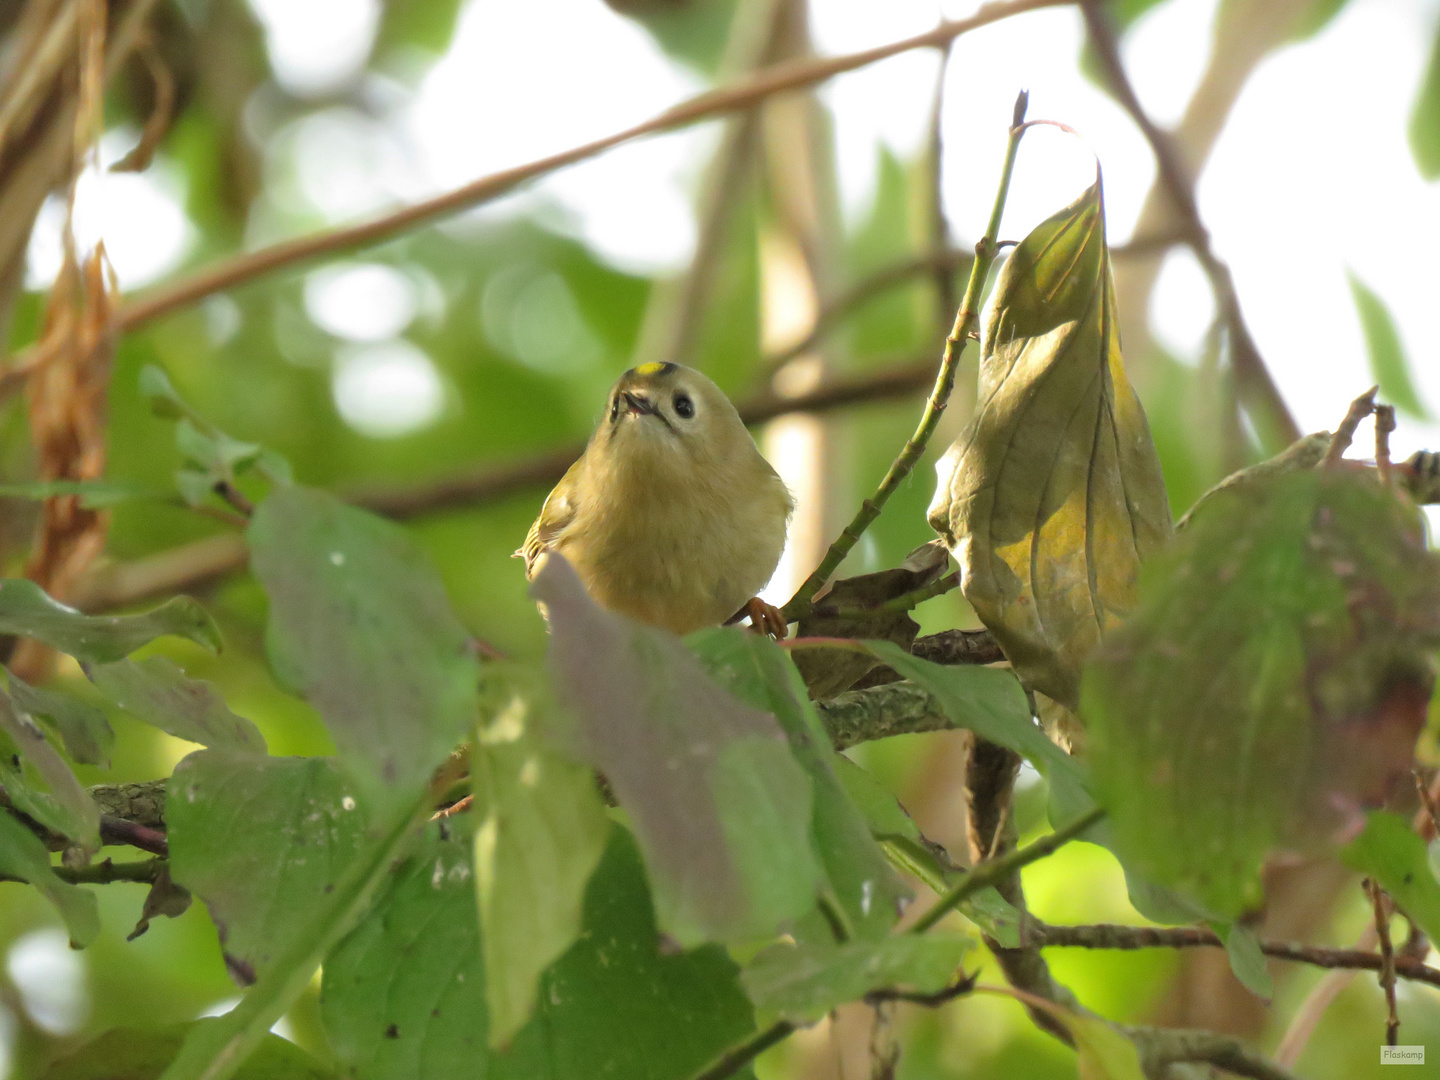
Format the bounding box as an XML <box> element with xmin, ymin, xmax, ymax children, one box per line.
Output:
<box><xmin>1079</xmin><ymin>0</ymin><xmax>1300</xmax><ymax>449</ymax></box>
<box><xmin>105</xmin><ymin>0</ymin><xmax>1068</xmax><ymax>334</ymax></box>
<box><xmin>911</xmin><ymin>628</ymin><xmax>1005</xmax><ymax>666</ymax></box>
<box><xmin>1367</xmin><ymin>879</ymin><xmax>1401</xmax><ymax>1046</ymax></box>
<box><xmin>1032</xmin><ymin>920</ymin><xmax>1440</xmax><ymax>990</ymax></box>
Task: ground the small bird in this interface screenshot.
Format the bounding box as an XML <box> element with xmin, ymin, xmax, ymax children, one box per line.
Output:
<box><xmin>521</xmin><ymin>362</ymin><xmax>792</xmax><ymax>638</ymax></box>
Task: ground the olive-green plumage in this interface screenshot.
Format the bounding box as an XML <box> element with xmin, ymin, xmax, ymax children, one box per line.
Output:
<box><xmin>522</xmin><ymin>362</ymin><xmax>792</xmax><ymax>635</ymax></box>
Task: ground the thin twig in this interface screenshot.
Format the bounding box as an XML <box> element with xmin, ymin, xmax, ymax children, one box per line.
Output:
<box><xmin>865</xmin><ymin>969</ymin><xmax>978</xmax><ymax>1007</ymax></box>
<box><xmin>102</xmin><ymin>0</ymin><xmax>1067</xmax><ymax>335</ymax></box>
<box><xmin>1322</xmin><ymin>386</ymin><xmax>1378</xmax><ymax>466</ymax></box>
<box><xmin>1375</xmin><ymin>403</ymin><xmax>1396</xmax><ymax>485</ymax></box>
<box><xmin>1078</xmin><ymin>0</ymin><xmax>1300</xmax><ymax>448</ymax></box>
<box><xmin>1367</xmin><ymin>879</ymin><xmax>1401</xmax><ymax>1046</ymax></box>
<box><xmin>910</xmin><ymin>803</ymin><xmax>1104</xmax><ymax>934</ymax></box>
<box><xmin>1033</xmin><ymin>920</ymin><xmax>1440</xmax><ymax>990</ymax></box>
<box><xmin>1275</xmin><ymin>926</ymin><xmax>1377</xmax><ymax>1068</ymax></box>
<box><xmin>782</xmin><ymin>91</ymin><xmax>1034</xmax><ymax>622</ymax></box>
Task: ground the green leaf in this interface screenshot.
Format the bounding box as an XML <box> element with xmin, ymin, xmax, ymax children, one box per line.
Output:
<box><xmin>140</xmin><ymin>364</ymin><xmax>189</xmax><ymax>421</ymax></box>
<box><xmin>1214</xmin><ymin>921</ymin><xmax>1273</xmax><ymax>1001</ymax></box>
<box><xmin>740</xmin><ymin>934</ymin><xmax>969</xmax><ymax>1023</ymax></box>
<box><xmin>89</xmin><ymin>656</ymin><xmax>266</xmax><ymax>752</ymax></box>
<box><xmin>928</xmin><ymin>180</ymin><xmax>1173</xmax><ymax>710</ymax></box>
<box><xmin>496</xmin><ymin>828</ymin><xmax>758</xmax><ymax>1079</ymax></box>
<box><xmin>1071</xmin><ymin>1016</ymin><xmax>1146</xmax><ymax>1080</ymax></box>
<box><xmin>0</xmin><ymin>812</ymin><xmax>99</xmax><ymax>946</ymax></box>
<box><xmin>531</xmin><ymin>554</ymin><xmax>821</xmax><ymax>947</ymax></box>
<box><xmin>1347</xmin><ymin>271</ymin><xmax>1426</xmax><ymax>418</ymax></box>
<box><xmin>858</xmin><ymin>640</ymin><xmax>1094</xmax><ymax>824</ymax></box>
<box><xmin>1411</xmin><ymin>16</ymin><xmax>1440</xmax><ymax>180</ymax></box>
<box><xmin>322</xmin><ymin>827</ymin><xmax>758</xmax><ymax>1080</ymax></box>
<box><xmin>166</xmin><ymin>750</ymin><xmax>367</xmax><ymax>983</ymax></box>
<box><xmin>0</xmin><ymin>580</ymin><xmax>221</xmax><ymax>662</ymax></box>
<box><xmin>687</xmin><ymin>627</ymin><xmax>908</xmax><ymax>942</ymax></box>
<box><xmin>1084</xmin><ymin>468</ymin><xmax>1440</xmax><ymax>918</ymax></box>
<box><xmin>159</xmin><ymin>783</ymin><xmax>431</xmax><ymax>1080</ymax></box>
<box><xmin>0</xmin><ymin>688</ymin><xmax>100</xmax><ymax>850</ymax></box>
<box><xmin>830</xmin><ymin>754</ymin><xmax>1021</xmax><ymax>947</ymax></box>
<box><xmin>175</xmin><ymin>418</ymin><xmax>263</xmax><ymax>476</ymax></box>
<box><xmin>1342</xmin><ymin>810</ymin><xmax>1440</xmax><ymax>944</ymax></box>
<box><xmin>247</xmin><ymin>487</ymin><xmax>480</xmax><ymax>818</ymax></box>
<box><xmin>0</xmin><ymin>479</ymin><xmax>156</xmax><ymax>508</ymax></box>
<box><xmin>472</xmin><ymin>672</ymin><xmax>610</xmax><ymax>1048</ymax></box>
<box><xmin>322</xmin><ymin>828</ymin><xmax>490</xmax><ymax>1079</ymax></box>
<box><xmin>8</xmin><ymin>674</ymin><xmax>113</xmax><ymax>767</ymax></box>
<box><xmin>37</xmin><ymin>1024</ymin><xmax>335</xmax><ymax>1080</ymax></box>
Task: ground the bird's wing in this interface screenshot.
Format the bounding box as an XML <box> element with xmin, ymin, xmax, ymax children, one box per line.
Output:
<box><xmin>519</xmin><ymin>458</ymin><xmax>583</xmax><ymax>577</ymax></box>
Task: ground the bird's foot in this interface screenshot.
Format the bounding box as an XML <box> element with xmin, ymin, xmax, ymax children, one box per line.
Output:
<box><xmin>744</xmin><ymin>597</ymin><xmax>789</xmax><ymax>640</ymax></box>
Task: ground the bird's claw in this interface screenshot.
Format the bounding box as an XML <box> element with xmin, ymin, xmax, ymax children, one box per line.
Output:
<box><xmin>744</xmin><ymin>598</ymin><xmax>788</xmax><ymax>640</ymax></box>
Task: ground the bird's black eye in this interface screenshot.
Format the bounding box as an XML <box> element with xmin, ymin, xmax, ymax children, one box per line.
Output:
<box><xmin>673</xmin><ymin>392</ymin><xmax>695</xmax><ymax>420</ymax></box>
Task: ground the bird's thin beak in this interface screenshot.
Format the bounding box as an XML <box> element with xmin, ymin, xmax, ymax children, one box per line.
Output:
<box><xmin>621</xmin><ymin>390</ymin><xmax>656</xmax><ymax>417</ymax></box>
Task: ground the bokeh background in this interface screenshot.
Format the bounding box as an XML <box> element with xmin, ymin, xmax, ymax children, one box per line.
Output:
<box><xmin>1</xmin><ymin>0</ymin><xmax>1438</xmax><ymax>1076</ymax></box>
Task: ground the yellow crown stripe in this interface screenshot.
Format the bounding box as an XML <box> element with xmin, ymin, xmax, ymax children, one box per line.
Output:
<box><xmin>634</xmin><ymin>362</ymin><xmax>668</xmax><ymax>376</ymax></box>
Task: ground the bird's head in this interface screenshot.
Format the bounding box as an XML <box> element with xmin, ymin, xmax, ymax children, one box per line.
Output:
<box><xmin>599</xmin><ymin>362</ymin><xmax>750</xmax><ymax>472</ymax></box>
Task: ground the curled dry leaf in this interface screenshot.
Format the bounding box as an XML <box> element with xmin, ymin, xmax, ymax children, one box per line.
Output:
<box><xmin>928</xmin><ymin>181</ymin><xmax>1171</xmax><ymax>709</ymax></box>
<box><xmin>1084</xmin><ymin>467</ymin><xmax>1440</xmax><ymax>918</ymax></box>
<box><xmin>13</xmin><ymin>245</ymin><xmax>118</xmax><ymax>683</ymax></box>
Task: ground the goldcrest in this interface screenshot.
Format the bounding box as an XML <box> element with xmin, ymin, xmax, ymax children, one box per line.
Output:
<box><xmin>522</xmin><ymin>362</ymin><xmax>792</xmax><ymax>636</ymax></box>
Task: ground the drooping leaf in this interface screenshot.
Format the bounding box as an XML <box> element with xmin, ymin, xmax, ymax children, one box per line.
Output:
<box><xmin>531</xmin><ymin>553</ymin><xmax>821</xmax><ymax>947</ymax></box>
<box><xmin>928</xmin><ymin>180</ymin><xmax>1172</xmax><ymax>709</ymax></box>
<box><xmin>248</xmin><ymin>487</ymin><xmax>480</xmax><ymax>818</ymax></box>
<box><xmin>741</xmin><ymin>934</ymin><xmax>969</xmax><ymax>1023</ymax></box>
<box><xmin>166</xmin><ymin>749</ymin><xmax>368</xmax><ymax>983</ymax></box>
<box><xmin>37</xmin><ymin>1023</ymin><xmax>335</xmax><ymax>1080</ymax></box>
<box><xmin>322</xmin><ymin>828</ymin><xmax>490</xmax><ymax>1080</ymax></box>
<box><xmin>1084</xmin><ymin>468</ymin><xmax>1440</xmax><ymax>918</ymax></box>
<box><xmin>1214</xmin><ymin>921</ymin><xmax>1273</xmax><ymax>1001</ymax></box>
<box><xmin>1342</xmin><ymin>811</ymin><xmax>1440</xmax><ymax>945</ymax></box>
<box><xmin>688</xmin><ymin>627</ymin><xmax>908</xmax><ymax>943</ymax></box>
<box><xmin>89</xmin><ymin>656</ymin><xmax>266</xmax><ymax>752</ymax></box>
<box><xmin>0</xmin><ymin>812</ymin><xmax>99</xmax><ymax>946</ymax></box>
<box><xmin>0</xmin><ymin>688</ymin><xmax>100</xmax><ymax>850</ymax></box>
<box><xmin>472</xmin><ymin>672</ymin><xmax>610</xmax><ymax>1048</ymax></box>
<box><xmin>793</xmin><ymin>541</ymin><xmax>952</xmax><ymax>699</ymax></box>
<box><xmin>323</xmin><ymin>826</ymin><xmax>757</xmax><ymax>1080</ymax></box>
<box><xmin>0</xmin><ymin>580</ymin><xmax>221</xmax><ymax>662</ymax></box>
<box><xmin>1347</xmin><ymin>271</ymin><xmax>1426</xmax><ymax>418</ymax></box>
<box><xmin>1410</xmin><ymin>17</ymin><xmax>1440</xmax><ymax>180</ymax></box>
<box><xmin>7</xmin><ymin>674</ymin><xmax>113</xmax><ymax>767</ymax></box>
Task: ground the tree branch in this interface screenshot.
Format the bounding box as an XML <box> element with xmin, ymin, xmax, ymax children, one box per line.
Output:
<box><xmin>1129</xmin><ymin>1026</ymin><xmax>1304</xmax><ymax>1080</ymax></box>
<box><xmin>1033</xmin><ymin>920</ymin><xmax>1440</xmax><ymax>990</ymax></box>
<box><xmin>99</xmin><ymin>0</ymin><xmax>1067</xmax><ymax>334</ymax></box>
<box><xmin>1078</xmin><ymin>0</ymin><xmax>1300</xmax><ymax>449</ymax></box>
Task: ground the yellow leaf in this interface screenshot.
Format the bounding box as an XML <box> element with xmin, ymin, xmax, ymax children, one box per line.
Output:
<box><xmin>928</xmin><ymin>181</ymin><xmax>1171</xmax><ymax>708</ymax></box>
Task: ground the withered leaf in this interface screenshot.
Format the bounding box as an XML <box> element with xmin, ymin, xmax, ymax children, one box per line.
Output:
<box><xmin>1083</xmin><ymin>467</ymin><xmax>1440</xmax><ymax>918</ymax></box>
<box><xmin>928</xmin><ymin>181</ymin><xmax>1172</xmax><ymax>709</ymax></box>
